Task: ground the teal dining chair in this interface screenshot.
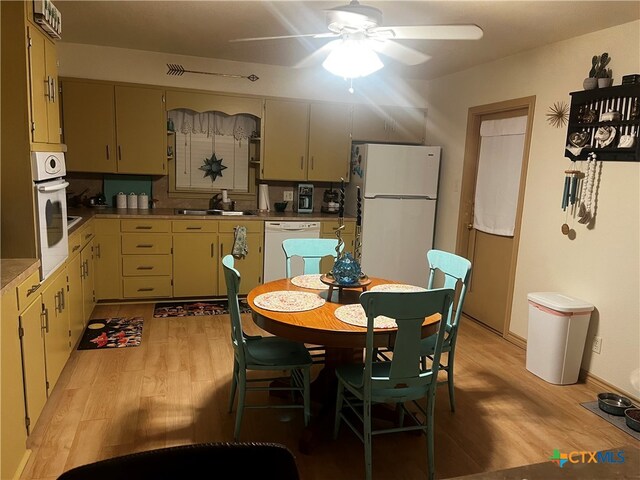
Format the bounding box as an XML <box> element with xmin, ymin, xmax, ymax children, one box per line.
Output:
<box><xmin>419</xmin><ymin>249</ymin><xmax>472</xmax><ymax>412</ymax></box>
<box><xmin>282</xmin><ymin>238</ymin><xmax>342</xmax><ymax>364</ymax></box>
<box><xmin>222</xmin><ymin>255</ymin><xmax>312</xmax><ymax>441</ymax></box>
<box><xmin>333</xmin><ymin>288</ymin><xmax>454</xmax><ymax>480</ymax></box>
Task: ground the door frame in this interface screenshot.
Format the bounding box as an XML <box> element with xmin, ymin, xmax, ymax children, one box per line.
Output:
<box><xmin>455</xmin><ymin>96</ymin><xmax>536</xmax><ymax>342</ymax></box>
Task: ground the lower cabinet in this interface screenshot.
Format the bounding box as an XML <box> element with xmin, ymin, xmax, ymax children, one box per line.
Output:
<box><xmin>67</xmin><ymin>223</ymin><xmax>95</xmax><ymax>347</ymax></box>
<box><xmin>81</xmin><ymin>238</ymin><xmax>95</xmax><ymax>320</ymax></box>
<box><xmin>218</xmin><ymin>221</ymin><xmax>264</xmax><ymax>295</ymax></box>
<box><xmin>172</xmin><ymin>220</ymin><xmax>218</xmax><ymax>298</ymax></box>
<box><xmin>67</xmin><ymin>252</ymin><xmax>84</xmax><ymax>348</ymax></box>
<box><xmin>94</xmin><ymin>219</ymin><xmax>122</xmax><ymax>300</ymax></box>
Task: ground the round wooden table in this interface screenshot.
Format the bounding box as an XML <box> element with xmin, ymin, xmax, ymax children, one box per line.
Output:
<box><xmin>247</xmin><ymin>276</ymin><xmax>441</xmax><ymax>453</ymax></box>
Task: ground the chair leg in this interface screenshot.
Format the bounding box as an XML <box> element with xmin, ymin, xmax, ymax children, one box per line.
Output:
<box><xmin>233</xmin><ymin>370</ymin><xmax>247</xmax><ymax>441</ymax></box>
<box><xmin>426</xmin><ymin>397</ymin><xmax>436</xmax><ymax>480</ymax></box>
<box><xmin>447</xmin><ymin>354</ymin><xmax>456</xmax><ymax>412</ymax></box>
<box><xmin>396</xmin><ymin>402</ymin><xmax>405</xmax><ymax>427</ymax></box>
<box><xmin>333</xmin><ymin>382</ymin><xmax>344</xmax><ymax>439</ymax></box>
<box><xmin>303</xmin><ymin>367</ymin><xmax>311</xmax><ymax>426</ymax></box>
<box><xmin>228</xmin><ymin>359</ymin><xmax>239</xmax><ymax>413</ymax></box>
<box><xmin>364</xmin><ymin>399</ymin><xmax>373</xmax><ymax>480</ymax></box>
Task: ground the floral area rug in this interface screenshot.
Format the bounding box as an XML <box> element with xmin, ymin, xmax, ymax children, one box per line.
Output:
<box><xmin>77</xmin><ymin>317</ymin><xmax>143</xmax><ymax>350</ymax></box>
<box><xmin>153</xmin><ymin>299</ymin><xmax>251</xmax><ymax>317</ymax></box>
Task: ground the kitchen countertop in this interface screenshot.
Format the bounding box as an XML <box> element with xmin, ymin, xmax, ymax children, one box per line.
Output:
<box><xmin>1</xmin><ymin>259</ymin><xmax>40</xmax><ymax>294</ymax></box>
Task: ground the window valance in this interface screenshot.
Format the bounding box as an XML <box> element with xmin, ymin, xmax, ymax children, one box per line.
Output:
<box><xmin>169</xmin><ymin>109</ymin><xmax>257</xmax><ymax>141</ymax></box>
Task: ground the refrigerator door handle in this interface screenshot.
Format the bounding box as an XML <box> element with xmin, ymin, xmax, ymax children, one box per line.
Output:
<box><xmin>366</xmin><ymin>194</ymin><xmax>437</xmax><ymax>200</ymax></box>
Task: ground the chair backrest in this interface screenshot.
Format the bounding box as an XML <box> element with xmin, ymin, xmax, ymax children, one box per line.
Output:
<box><xmin>360</xmin><ymin>288</ymin><xmax>454</xmax><ymax>393</ymax></box>
<box><xmin>222</xmin><ymin>254</ymin><xmax>248</xmax><ymax>367</ymax></box>
<box><xmin>282</xmin><ymin>238</ymin><xmax>341</xmax><ymax>277</ymax></box>
<box><xmin>426</xmin><ymin>250</ymin><xmax>472</xmax><ymax>348</ymax></box>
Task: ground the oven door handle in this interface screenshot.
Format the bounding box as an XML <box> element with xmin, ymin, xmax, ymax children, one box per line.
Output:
<box><xmin>37</xmin><ymin>181</ymin><xmax>69</xmax><ymax>193</ymax></box>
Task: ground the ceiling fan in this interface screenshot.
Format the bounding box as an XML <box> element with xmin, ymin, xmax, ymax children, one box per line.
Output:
<box><xmin>230</xmin><ymin>1</ymin><xmax>483</xmax><ymax>77</ymax></box>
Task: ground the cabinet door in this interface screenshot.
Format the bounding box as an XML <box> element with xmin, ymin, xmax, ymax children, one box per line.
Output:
<box><xmin>115</xmin><ymin>85</ymin><xmax>166</xmax><ymax>175</ymax></box>
<box><xmin>351</xmin><ymin>104</ymin><xmax>389</xmax><ymax>142</ymax></box>
<box><xmin>44</xmin><ymin>39</ymin><xmax>60</xmax><ymax>144</ymax></box>
<box><xmin>81</xmin><ymin>240</ymin><xmax>95</xmax><ymax>321</ymax></box>
<box><xmin>27</xmin><ymin>25</ymin><xmax>48</xmax><ymax>144</ymax></box>
<box><xmin>263</xmin><ymin>99</ymin><xmax>309</xmax><ymax>181</ymax></box>
<box><xmin>308</xmin><ymin>103</ymin><xmax>352</xmax><ymax>182</ymax></box>
<box><xmin>1</xmin><ymin>292</ymin><xmax>28</xmax><ymax>478</ymax></box>
<box><xmin>218</xmin><ymin>233</ymin><xmax>263</xmax><ymax>295</ymax></box>
<box><xmin>93</xmin><ymin>220</ymin><xmax>121</xmax><ymax>300</ymax></box>
<box><xmin>62</xmin><ymin>81</ymin><xmax>117</xmax><ymax>173</ymax></box>
<box><xmin>387</xmin><ymin>106</ymin><xmax>425</xmax><ymax>144</ymax></box>
<box><xmin>19</xmin><ymin>297</ymin><xmax>47</xmax><ymax>435</ymax></box>
<box><xmin>66</xmin><ymin>253</ymin><xmax>84</xmax><ymax>347</ymax></box>
<box><xmin>41</xmin><ymin>268</ymin><xmax>70</xmax><ymax>392</ymax></box>
<box><xmin>173</xmin><ymin>234</ymin><xmax>217</xmax><ymax>297</ymax></box>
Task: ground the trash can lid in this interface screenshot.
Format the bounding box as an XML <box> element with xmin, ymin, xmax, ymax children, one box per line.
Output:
<box><xmin>527</xmin><ymin>292</ymin><xmax>594</xmax><ymax>313</ymax></box>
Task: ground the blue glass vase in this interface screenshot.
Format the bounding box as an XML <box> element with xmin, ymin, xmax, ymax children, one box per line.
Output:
<box><xmin>332</xmin><ymin>252</ymin><xmax>362</xmax><ymax>285</ymax></box>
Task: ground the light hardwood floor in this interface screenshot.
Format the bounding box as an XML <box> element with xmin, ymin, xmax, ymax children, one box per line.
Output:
<box><xmin>20</xmin><ymin>303</ymin><xmax>638</xmax><ymax>479</ymax></box>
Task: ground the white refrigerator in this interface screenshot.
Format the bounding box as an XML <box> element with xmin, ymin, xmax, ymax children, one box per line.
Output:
<box><xmin>345</xmin><ymin>143</ymin><xmax>441</xmax><ymax>287</ymax></box>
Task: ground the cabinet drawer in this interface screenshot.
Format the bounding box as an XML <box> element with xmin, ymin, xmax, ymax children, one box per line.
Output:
<box><xmin>122</xmin><ymin>234</ymin><xmax>171</xmax><ymax>255</ymax></box>
<box><xmin>122</xmin><ymin>255</ymin><xmax>172</xmax><ymax>276</ymax></box>
<box><xmin>17</xmin><ymin>270</ymin><xmax>42</xmax><ymax>312</ymax></box>
<box><xmin>123</xmin><ymin>277</ymin><xmax>172</xmax><ymax>298</ymax></box>
<box><xmin>219</xmin><ymin>220</ymin><xmax>264</xmax><ymax>233</ymax></box>
<box><xmin>172</xmin><ymin>220</ymin><xmax>218</xmax><ymax>233</ymax></box>
<box><xmin>81</xmin><ymin>221</ymin><xmax>95</xmax><ymax>247</ymax></box>
<box><xmin>321</xmin><ymin>221</ymin><xmax>355</xmax><ymax>235</ymax></box>
<box><xmin>121</xmin><ymin>219</ymin><xmax>170</xmax><ymax>233</ymax></box>
<box><xmin>68</xmin><ymin>230</ymin><xmax>83</xmax><ymax>258</ymax></box>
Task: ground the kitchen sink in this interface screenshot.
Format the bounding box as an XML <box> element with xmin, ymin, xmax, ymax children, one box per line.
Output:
<box><xmin>175</xmin><ymin>209</ymin><xmax>256</xmax><ymax>216</ymax></box>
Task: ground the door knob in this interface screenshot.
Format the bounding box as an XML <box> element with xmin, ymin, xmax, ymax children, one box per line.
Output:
<box><xmin>466</xmin><ymin>223</ymin><xmax>473</xmax><ymax>230</ymax></box>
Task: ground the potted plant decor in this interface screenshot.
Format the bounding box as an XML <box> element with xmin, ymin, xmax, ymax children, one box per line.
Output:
<box><xmin>584</xmin><ymin>53</ymin><xmax>612</xmax><ymax>90</ymax></box>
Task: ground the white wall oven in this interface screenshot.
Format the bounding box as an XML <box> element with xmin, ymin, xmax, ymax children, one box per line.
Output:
<box><xmin>31</xmin><ymin>152</ymin><xmax>69</xmax><ymax>280</ymax></box>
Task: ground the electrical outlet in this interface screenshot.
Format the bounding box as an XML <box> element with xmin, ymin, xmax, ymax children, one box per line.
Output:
<box><xmin>283</xmin><ymin>190</ymin><xmax>294</xmax><ymax>201</ymax></box>
<box><xmin>592</xmin><ymin>336</ymin><xmax>602</xmax><ymax>354</ymax></box>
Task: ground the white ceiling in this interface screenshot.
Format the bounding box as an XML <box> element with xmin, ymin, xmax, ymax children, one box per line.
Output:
<box><xmin>56</xmin><ymin>1</ymin><xmax>640</xmax><ymax>80</ymax></box>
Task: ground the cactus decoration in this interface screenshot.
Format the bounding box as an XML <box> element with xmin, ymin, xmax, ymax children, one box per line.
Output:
<box><xmin>589</xmin><ymin>52</ymin><xmax>612</xmax><ymax>78</ymax></box>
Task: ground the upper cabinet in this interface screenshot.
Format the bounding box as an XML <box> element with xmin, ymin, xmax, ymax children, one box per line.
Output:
<box><xmin>27</xmin><ymin>25</ymin><xmax>61</xmax><ymax>145</ymax></box>
<box><xmin>352</xmin><ymin>104</ymin><xmax>425</xmax><ymax>145</ymax></box>
<box><xmin>262</xmin><ymin>99</ymin><xmax>351</xmax><ymax>182</ymax></box>
<box><xmin>61</xmin><ymin>79</ymin><xmax>166</xmax><ymax>174</ymax></box>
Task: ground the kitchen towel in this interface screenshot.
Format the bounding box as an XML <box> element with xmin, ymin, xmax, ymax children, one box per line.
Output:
<box><xmin>258</xmin><ymin>184</ymin><xmax>270</xmax><ymax>212</ymax></box>
<box><xmin>232</xmin><ymin>225</ymin><xmax>248</xmax><ymax>259</ymax></box>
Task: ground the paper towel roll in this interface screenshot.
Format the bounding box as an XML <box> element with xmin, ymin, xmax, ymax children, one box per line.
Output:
<box><xmin>258</xmin><ymin>184</ymin><xmax>270</xmax><ymax>212</ymax></box>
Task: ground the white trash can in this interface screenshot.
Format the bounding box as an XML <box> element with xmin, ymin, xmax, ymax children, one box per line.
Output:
<box><xmin>526</xmin><ymin>292</ymin><xmax>594</xmax><ymax>385</ymax></box>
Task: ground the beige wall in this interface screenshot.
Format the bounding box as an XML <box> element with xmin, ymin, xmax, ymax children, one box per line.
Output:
<box><xmin>423</xmin><ymin>21</ymin><xmax>640</xmax><ymax>398</ymax></box>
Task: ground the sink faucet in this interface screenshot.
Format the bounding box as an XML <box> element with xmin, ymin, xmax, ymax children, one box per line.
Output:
<box><xmin>210</xmin><ymin>193</ymin><xmax>223</xmax><ymax>210</ymax></box>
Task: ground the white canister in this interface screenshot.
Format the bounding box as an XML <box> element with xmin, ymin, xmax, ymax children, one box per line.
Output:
<box><xmin>127</xmin><ymin>192</ymin><xmax>138</xmax><ymax>209</ymax></box>
<box><xmin>116</xmin><ymin>192</ymin><xmax>127</xmax><ymax>209</ymax></box>
<box><xmin>137</xmin><ymin>193</ymin><xmax>149</xmax><ymax>210</ymax></box>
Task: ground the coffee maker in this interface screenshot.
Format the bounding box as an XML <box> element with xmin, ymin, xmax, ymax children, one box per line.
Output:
<box><xmin>296</xmin><ymin>183</ymin><xmax>314</xmax><ymax>213</ymax></box>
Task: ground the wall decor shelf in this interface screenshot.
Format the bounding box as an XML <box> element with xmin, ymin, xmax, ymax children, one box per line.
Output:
<box><xmin>565</xmin><ymin>84</ymin><xmax>640</xmax><ymax>162</ymax></box>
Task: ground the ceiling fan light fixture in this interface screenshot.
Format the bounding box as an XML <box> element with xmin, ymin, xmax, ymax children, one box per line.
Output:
<box><xmin>322</xmin><ymin>37</ymin><xmax>383</xmax><ymax>78</ymax></box>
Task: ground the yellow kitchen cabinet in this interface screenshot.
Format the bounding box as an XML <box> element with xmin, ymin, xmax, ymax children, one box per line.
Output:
<box><xmin>218</xmin><ymin>221</ymin><xmax>264</xmax><ymax>295</ymax></box>
<box><xmin>121</xmin><ymin>220</ymin><xmax>172</xmax><ymax>299</ymax></box>
<box><xmin>320</xmin><ymin>220</ymin><xmax>356</xmax><ymax>274</ymax></box>
<box><xmin>94</xmin><ymin>219</ymin><xmax>122</xmax><ymax>300</ymax></box>
<box><xmin>172</xmin><ymin>220</ymin><xmax>218</xmax><ymax>298</ymax></box>
<box><xmin>67</xmin><ymin>222</ymin><xmax>95</xmax><ymax>345</ymax></box>
<box><xmin>1</xmin><ymin>286</ymin><xmax>30</xmax><ymax>479</ymax></box>
<box><xmin>27</xmin><ymin>24</ymin><xmax>61</xmax><ymax>145</ymax></box>
<box><xmin>352</xmin><ymin>104</ymin><xmax>425</xmax><ymax>145</ymax></box>
<box><xmin>262</xmin><ymin>100</ymin><xmax>351</xmax><ymax>182</ymax></box>
<box><xmin>40</xmin><ymin>267</ymin><xmax>70</xmax><ymax>393</ymax></box>
<box><xmin>61</xmin><ymin>79</ymin><xmax>166</xmax><ymax>174</ymax></box>
<box><xmin>66</xmin><ymin>249</ymin><xmax>84</xmax><ymax>347</ymax></box>
<box><xmin>81</xmin><ymin>238</ymin><xmax>95</xmax><ymax>322</ymax></box>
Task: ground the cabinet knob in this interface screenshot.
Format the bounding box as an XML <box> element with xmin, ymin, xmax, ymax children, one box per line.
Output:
<box><xmin>466</xmin><ymin>223</ymin><xmax>473</xmax><ymax>230</ymax></box>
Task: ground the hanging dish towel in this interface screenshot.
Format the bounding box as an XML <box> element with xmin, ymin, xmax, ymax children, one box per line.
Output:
<box><xmin>232</xmin><ymin>225</ymin><xmax>248</xmax><ymax>259</ymax></box>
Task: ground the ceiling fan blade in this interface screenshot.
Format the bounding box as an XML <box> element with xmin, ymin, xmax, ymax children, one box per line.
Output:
<box><xmin>230</xmin><ymin>32</ymin><xmax>335</xmax><ymax>43</ymax></box>
<box><xmin>370</xmin><ymin>39</ymin><xmax>431</xmax><ymax>66</ymax></box>
<box><xmin>375</xmin><ymin>25</ymin><xmax>484</xmax><ymax>40</ymax></box>
<box><xmin>294</xmin><ymin>40</ymin><xmax>340</xmax><ymax>69</ymax></box>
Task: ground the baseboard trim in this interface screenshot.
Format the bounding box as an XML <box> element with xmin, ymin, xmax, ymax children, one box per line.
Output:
<box><xmin>580</xmin><ymin>369</ymin><xmax>640</xmax><ymax>404</ymax></box>
<box><xmin>504</xmin><ymin>331</ymin><xmax>526</xmax><ymax>350</ymax></box>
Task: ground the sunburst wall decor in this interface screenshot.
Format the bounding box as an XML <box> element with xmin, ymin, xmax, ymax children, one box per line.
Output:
<box><xmin>546</xmin><ymin>101</ymin><xmax>569</xmax><ymax>128</ymax></box>
<box><xmin>200</xmin><ymin>153</ymin><xmax>227</xmax><ymax>182</ymax></box>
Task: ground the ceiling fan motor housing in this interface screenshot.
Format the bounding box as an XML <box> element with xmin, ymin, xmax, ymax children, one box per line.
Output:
<box><xmin>326</xmin><ymin>1</ymin><xmax>383</xmax><ymax>33</ymax></box>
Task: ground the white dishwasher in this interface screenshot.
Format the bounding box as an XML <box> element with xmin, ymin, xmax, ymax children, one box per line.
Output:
<box><xmin>263</xmin><ymin>221</ymin><xmax>320</xmax><ymax>282</ymax></box>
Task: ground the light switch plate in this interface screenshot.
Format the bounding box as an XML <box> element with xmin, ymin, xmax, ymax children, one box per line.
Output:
<box><xmin>283</xmin><ymin>190</ymin><xmax>294</xmax><ymax>201</ymax></box>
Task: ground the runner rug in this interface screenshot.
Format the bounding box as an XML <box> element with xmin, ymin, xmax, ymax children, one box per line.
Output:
<box><xmin>77</xmin><ymin>317</ymin><xmax>143</xmax><ymax>350</ymax></box>
<box><xmin>153</xmin><ymin>299</ymin><xmax>251</xmax><ymax>317</ymax></box>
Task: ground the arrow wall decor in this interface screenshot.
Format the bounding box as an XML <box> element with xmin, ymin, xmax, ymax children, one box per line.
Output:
<box><xmin>166</xmin><ymin>64</ymin><xmax>259</xmax><ymax>82</ymax></box>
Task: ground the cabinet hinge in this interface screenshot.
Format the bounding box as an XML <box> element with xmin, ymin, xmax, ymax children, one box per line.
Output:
<box><xmin>31</xmin><ymin>121</ymin><xmax>36</xmax><ymax>133</ymax></box>
<box><xmin>68</xmin><ymin>329</ymin><xmax>71</xmax><ymax>338</ymax></box>
<box><xmin>46</xmin><ymin>380</ymin><xmax>50</xmax><ymax>391</ymax></box>
<box><xmin>18</xmin><ymin>326</ymin><xmax>24</xmax><ymax>338</ymax></box>
<box><xmin>27</xmin><ymin>34</ymin><xmax>32</xmax><ymax>48</ymax></box>
<box><xmin>25</xmin><ymin>416</ymin><xmax>30</xmax><ymax>430</ymax></box>
<box><xmin>162</xmin><ymin>95</ymin><xmax>166</xmax><ymax>103</ymax></box>
<box><xmin>170</xmin><ymin>279</ymin><xmax>173</xmax><ymax>286</ymax></box>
